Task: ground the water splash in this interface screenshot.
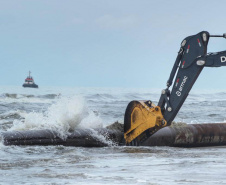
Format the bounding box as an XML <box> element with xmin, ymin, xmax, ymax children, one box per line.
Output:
<box><xmin>9</xmin><ymin>95</ymin><xmax>103</xmax><ymax>139</ymax></box>
<box><xmin>89</xmin><ymin>129</ymin><xmax>117</xmax><ymax>146</ymax></box>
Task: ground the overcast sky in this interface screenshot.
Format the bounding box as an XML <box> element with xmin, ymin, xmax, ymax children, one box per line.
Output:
<box><xmin>0</xmin><ymin>0</ymin><xmax>226</xmax><ymax>89</ymax></box>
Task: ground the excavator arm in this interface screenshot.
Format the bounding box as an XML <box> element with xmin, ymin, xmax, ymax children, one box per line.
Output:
<box><xmin>124</xmin><ymin>31</ymin><xmax>226</xmax><ymax>145</ymax></box>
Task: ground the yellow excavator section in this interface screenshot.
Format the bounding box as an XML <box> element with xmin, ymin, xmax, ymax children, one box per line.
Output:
<box><xmin>124</xmin><ymin>100</ymin><xmax>167</xmax><ymax>145</ymax></box>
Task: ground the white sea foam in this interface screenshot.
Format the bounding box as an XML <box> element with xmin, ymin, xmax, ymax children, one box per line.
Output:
<box><xmin>89</xmin><ymin>129</ymin><xmax>116</xmax><ymax>146</ymax></box>
<box><xmin>9</xmin><ymin>95</ymin><xmax>103</xmax><ymax>139</ymax></box>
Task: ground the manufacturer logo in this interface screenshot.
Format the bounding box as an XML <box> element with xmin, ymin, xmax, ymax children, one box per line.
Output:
<box><xmin>221</xmin><ymin>56</ymin><xmax>226</xmax><ymax>63</ymax></box>
<box><xmin>176</xmin><ymin>76</ymin><xmax>188</xmax><ymax>96</ymax></box>
<box><xmin>176</xmin><ymin>91</ymin><xmax>181</xmax><ymax>96</ymax></box>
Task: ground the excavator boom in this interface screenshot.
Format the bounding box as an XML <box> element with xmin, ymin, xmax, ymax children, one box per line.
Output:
<box><xmin>124</xmin><ymin>31</ymin><xmax>226</xmax><ymax>145</ymax></box>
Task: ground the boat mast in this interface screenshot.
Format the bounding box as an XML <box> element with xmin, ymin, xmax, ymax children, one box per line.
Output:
<box><xmin>29</xmin><ymin>71</ymin><xmax>31</xmax><ymax>78</ymax></box>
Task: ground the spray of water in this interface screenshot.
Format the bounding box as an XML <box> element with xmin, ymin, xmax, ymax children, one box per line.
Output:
<box><xmin>9</xmin><ymin>95</ymin><xmax>103</xmax><ymax>140</ymax></box>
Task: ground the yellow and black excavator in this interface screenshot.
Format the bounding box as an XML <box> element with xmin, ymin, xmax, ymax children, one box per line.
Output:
<box><xmin>124</xmin><ymin>31</ymin><xmax>226</xmax><ymax>146</ymax></box>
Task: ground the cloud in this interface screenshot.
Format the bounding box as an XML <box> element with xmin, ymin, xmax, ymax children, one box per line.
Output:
<box><xmin>95</xmin><ymin>14</ymin><xmax>138</xmax><ymax>30</ymax></box>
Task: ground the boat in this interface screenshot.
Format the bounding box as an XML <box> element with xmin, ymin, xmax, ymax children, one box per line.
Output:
<box><xmin>22</xmin><ymin>71</ymin><xmax>38</xmax><ymax>88</ymax></box>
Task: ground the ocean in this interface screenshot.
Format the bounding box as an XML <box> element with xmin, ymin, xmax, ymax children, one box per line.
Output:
<box><xmin>1</xmin><ymin>86</ymin><xmax>226</xmax><ymax>184</ymax></box>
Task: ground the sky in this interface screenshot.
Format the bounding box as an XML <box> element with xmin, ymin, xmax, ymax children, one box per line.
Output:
<box><xmin>0</xmin><ymin>0</ymin><xmax>226</xmax><ymax>89</ymax></box>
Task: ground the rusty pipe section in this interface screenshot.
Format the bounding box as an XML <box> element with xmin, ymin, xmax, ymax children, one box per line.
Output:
<box><xmin>142</xmin><ymin>123</ymin><xmax>226</xmax><ymax>147</ymax></box>
<box><xmin>2</xmin><ymin>123</ymin><xmax>226</xmax><ymax>147</ymax></box>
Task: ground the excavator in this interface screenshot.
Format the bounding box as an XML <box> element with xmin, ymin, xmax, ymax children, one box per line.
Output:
<box><xmin>124</xmin><ymin>31</ymin><xmax>226</xmax><ymax>146</ymax></box>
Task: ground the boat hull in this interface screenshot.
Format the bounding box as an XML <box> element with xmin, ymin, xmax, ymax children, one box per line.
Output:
<box><xmin>22</xmin><ymin>83</ymin><xmax>38</xmax><ymax>88</ymax></box>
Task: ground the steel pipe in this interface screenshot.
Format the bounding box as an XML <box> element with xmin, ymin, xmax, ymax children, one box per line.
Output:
<box><xmin>142</xmin><ymin>123</ymin><xmax>226</xmax><ymax>147</ymax></box>
<box><xmin>1</xmin><ymin>128</ymin><xmax>124</xmax><ymax>147</ymax></box>
<box><xmin>2</xmin><ymin>123</ymin><xmax>226</xmax><ymax>147</ymax></box>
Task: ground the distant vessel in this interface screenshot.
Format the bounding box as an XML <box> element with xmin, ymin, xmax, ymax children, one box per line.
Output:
<box><xmin>22</xmin><ymin>71</ymin><xmax>38</xmax><ymax>88</ymax></box>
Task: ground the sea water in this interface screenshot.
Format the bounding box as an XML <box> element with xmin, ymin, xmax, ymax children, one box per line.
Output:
<box><xmin>1</xmin><ymin>86</ymin><xmax>226</xmax><ymax>184</ymax></box>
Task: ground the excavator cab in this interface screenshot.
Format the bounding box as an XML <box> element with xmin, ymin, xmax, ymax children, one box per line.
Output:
<box><xmin>124</xmin><ymin>31</ymin><xmax>226</xmax><ymax>146</ymax></box>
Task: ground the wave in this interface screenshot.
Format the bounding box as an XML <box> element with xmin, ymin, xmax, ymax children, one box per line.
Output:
<box><xmin>8</xmin><ymin>95</ymin><xmax>103</xmax><ymax>140</ymax></box>
<box><xmin>37</xmin><ymin>94</ymin><xmax>60</xmax><ymax>99</ymax></box>
<box><xmin>3</xmin><ymin>93</ymin><xmax>18</xmax><ymax>98</ymax></box>
<box><xmin>1</xmin><ymin>93</ymin><xmax>59</xmax><ymax>99</ymax></box>
<box><xmin>0</xmin><ymin>111</ymin><xmax>23</xmax><ymax>120</ymax></box>
<box><xmin>86</xmin><ymin>93</ymin><xmax>116</xmax><ymax>100</ymax></box>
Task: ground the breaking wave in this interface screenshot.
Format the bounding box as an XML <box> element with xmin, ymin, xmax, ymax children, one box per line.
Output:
<box><xmin>9</xmin><ymin>95</ymin><xmax>103</xmax><ymax>140</ymax></box>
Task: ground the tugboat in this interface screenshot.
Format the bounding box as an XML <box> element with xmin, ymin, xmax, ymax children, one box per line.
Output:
<box><xmin>22</xmin><ymin>71</ymin><xmax>38</xmax><ymax>88</ymax></box>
